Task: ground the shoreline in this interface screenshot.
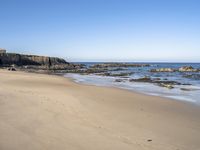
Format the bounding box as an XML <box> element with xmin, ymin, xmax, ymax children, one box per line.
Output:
<box><xmin>68</xmin><ymin>75</ymin><xmax>195</xmax><ymax>105</ymax></box>
<box><xmin>65</xmin><ymin>73</ymin><xmax>200</xmax><ymax>105</ymax></box>
<box><xmin>1</xmin><ymin>69</ymin><xmax>200</xmax><ymax>150</ymax></box>
<box><xmin>21</xmin><ymin>70</ymin><xmax>200</xmax><ymax>108</ymax></box>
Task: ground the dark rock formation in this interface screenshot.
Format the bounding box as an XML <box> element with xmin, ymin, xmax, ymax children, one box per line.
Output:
<box><xmin>180</xmin><ymin>88</ymin><xmax>200</xmax><ymax>91</ymax></box>
<box><xmin>180</xmin><ymin>88</ymin><xmax>192</xmax><ymax>91</ymax></box>
<box><xmin>115</xmin><ymin>79</ymin><xmax>125</xmax><ymax>82</ymax></box>
<box><xmin>183</xmin><ymin>74</ymin><xmax>200</xmax><ymax>80</ymax></box>
<box><xmin>8</xmin><ymin>67</ymin><xmax>16</xmax><ymax>71</ymax></box>
<box><xmin>97</xmin><ymin>72</ymin><xmax>133</xmax><ymax>77</ymax></box>
<box><xmin>0</xmin><ymin>52</ymin><xmax>88</xmax><ymax>74</ymax></box>
<box><xmin>20</xmin><ymin>63</ymin><xmax>84</xmax><ymax>70</ymax></box>
<box><xmin>91</xmin><ymin>63</ymin><xmax>150</xmax><ymax>68</ymax></box>
<box><xmin>0</xmin><ymin>53</ymin><xmax>68</xmax><ymax>66</ymax></box>
<box><xmin>129</xmin><ymin>77</ymin><xmax>182</xmax><ymax>89</ymax></box>
<box><xmin>156</xmin><ymin>83</ymin><xmax>174</xmax><ymax>89</ymax></box>
<box><xmin>129</xmin><ymin>77</ymin><xmax>153</xmax><ymax>82</ymax></box>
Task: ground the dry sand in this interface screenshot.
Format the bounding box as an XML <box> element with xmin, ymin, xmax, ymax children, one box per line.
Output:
<box><xmin>0</xmin><ymin>69</ymin><xmax>200</xmax><ymax>150</ymax></box>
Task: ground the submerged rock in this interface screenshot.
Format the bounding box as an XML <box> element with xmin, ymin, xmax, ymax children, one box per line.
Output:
<box><xmin>129</xmin><ymin>77</ymin><xmax>152</xmax><ymax>82</ymax></box>
<box><xmin>129</xmin><ymin>77</ymin><xmax>182</xmax><ymax>89</ymax></box>
<box><xmin>97</xmin><ymin>72</ymin><xmax>133</xmax><ymax>77</ymax></box>
<box><xmin>115</xmin><ymin>79</ymin><xmax>125</xmax><ymax>82</ymax></box>
<box><xmin>150</xmin><ymin>68</ymin><xmax>176</xmax><ymax>72</ymax></box>
<box><xmin>180</xmin><ymin>88</ymin><xmax>192</xmax><ymax>91</ymax></box>
<box><xmin>111</xmin><ymin>67</ymin><xmax>127</xmax><ymax>71</ymax></box>
<box><xmin>183</xmin><ymin>74</ymin><xmax>200</xmax><ymax>80</ymax></box>
<box><xmin>180</xmin><ymin>88</ymin><xmax>200</xmax><ymax>91</ymax></box>
<box><xmin>157</xmin><ymin>83</ymin><xmax>174</xmax><ymax>89</ymax></box>
<box><xmin>153</xmin><ymin>80</ymin><xmax>181</xmax><ymax>85</ymax></box>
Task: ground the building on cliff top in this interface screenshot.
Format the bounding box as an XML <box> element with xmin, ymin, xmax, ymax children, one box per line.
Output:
<box><xmin>0</xmin><ymin>48</ymin><xmax>6</xmax><ymax>54</ymax></box>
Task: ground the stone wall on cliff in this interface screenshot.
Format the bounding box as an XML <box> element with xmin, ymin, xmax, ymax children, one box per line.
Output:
<box><xmin>0</xmin><ymin>53</ymin><xmax>68</xmax><ymax>66</ymax></box>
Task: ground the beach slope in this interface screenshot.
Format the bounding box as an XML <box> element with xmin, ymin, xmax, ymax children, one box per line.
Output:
<box><xmin>0</xmin><ymin>70</ymin><xmax>200</xmax><ymax>150</ymax></box>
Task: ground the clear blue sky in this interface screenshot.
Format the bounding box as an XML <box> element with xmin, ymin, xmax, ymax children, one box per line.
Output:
<box><xmin>0</xmin><ymin>0</ymin><xmax>200</xmax><ymax>62</ymax></box>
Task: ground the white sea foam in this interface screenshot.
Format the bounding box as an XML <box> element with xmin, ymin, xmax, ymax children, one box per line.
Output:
<box><xmin>65</xmin><ymin>73</ymin><xmax>200</xmax><ymax>105</ymax></box>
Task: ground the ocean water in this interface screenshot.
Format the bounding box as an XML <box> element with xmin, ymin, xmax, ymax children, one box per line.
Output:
<box><xmin>64</xmin><ymin>63</ymin><xmax>200</xmax><ymax>105</ymax></box>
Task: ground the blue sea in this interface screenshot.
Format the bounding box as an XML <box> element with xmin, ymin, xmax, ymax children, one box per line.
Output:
<box><xmin>65</xmin><ymin>63</ymin><xmax>200</xmax><ymax>105</ymax></box>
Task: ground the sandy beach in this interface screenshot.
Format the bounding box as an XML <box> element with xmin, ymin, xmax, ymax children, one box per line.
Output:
<box><xmin>0</xmin><ymin>69</ymin><xmax>200</xmax><ymax>150</ymax></box>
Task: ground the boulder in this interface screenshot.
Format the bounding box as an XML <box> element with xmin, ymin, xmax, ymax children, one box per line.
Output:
<box><xmin>8</xmin><ymin>67</ymin><xmax>16</xmax><ymax>71</ymax></box>
<box><xmin>157</xmin><ymin>83</ymin><xmax>174</xmax><ymax>89</ymax></box>
<box><xmin>178</xmin><ymin>66</ymin><xmax>199</xmax><ymax>72</ymax></box>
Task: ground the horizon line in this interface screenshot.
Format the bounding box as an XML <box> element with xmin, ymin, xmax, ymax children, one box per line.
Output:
<box><xmin>69</xmin><ymin>61</ymin><xmax>200</xmax><ymax>63</ymax></box>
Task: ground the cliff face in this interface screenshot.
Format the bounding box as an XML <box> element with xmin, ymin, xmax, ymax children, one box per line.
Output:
<box><xmin>0</xmin><ymin>53</ymin><xmax>68</xmax><ymax>66</ymax></box>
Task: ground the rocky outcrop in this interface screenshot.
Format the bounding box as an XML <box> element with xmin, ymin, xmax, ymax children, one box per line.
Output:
<box><xmin>129</xmin><ymin>77</ymin><xmax>183</xmax><ymax>89</ymax></box>
<box><xmin>97</xmin><ymin>72</ymin><xmax>133</xmax><ymax>77</ymax></box>
<box><xmin>0</xmin><ymin>53</ymin><xmax>68</xmax><ymax>66</ymax></box>
<box><xmin>150</xmin><ymin>66</ymin><xmax>200</xmax><ymax>72</ymax></box>
<box><xmin>91</xmin><ymin>63</ymin><xmax>150</xmax><ymax>68</ymax></box>
<box><xmin>130</xmin><ymin>77</ymin><xmax>182</xmax><ymax>85</ymax></box>
<box><xmin>21</xmin><ymin>63</ymin><xmax>84</xmax><ymax>70</ymax></box>
<box><xmin>178</xmin><ymin>66</ymin><xmax>199</xmax><ymax>72</ymax></box>
<box><xmin>0</xmin><ymin>52</ymin><xmax>88</xmax><ymax>73</ymax></box>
